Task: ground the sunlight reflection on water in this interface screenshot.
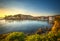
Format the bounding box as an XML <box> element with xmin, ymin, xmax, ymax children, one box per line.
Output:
<box><xmin>0</xmin><ymin>20</ymin><xmax>52</xmax><ymax>34</ymax></box>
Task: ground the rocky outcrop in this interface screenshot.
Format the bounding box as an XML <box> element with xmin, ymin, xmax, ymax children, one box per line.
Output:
<box><xmin>52</xmin><ymin>15</ymin><xmax>60</xmax><ymax>32</ymax></box>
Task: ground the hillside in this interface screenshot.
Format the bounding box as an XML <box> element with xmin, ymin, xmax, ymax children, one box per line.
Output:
<box><xmin>52</xmin><ymin>15</ymin><xmax>60</xmax><ymax>32</ymax></box>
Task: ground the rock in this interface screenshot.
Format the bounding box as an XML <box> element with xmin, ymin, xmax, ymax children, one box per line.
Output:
<box><xmin>52</xmin><ymin>15</ymin><xmax>60</xmax><ymax>32</ymax></box>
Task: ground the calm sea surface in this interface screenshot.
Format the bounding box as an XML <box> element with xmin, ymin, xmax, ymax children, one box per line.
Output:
<box><xmin>0</xmin><ymin>20</ymin><xmax>52</xmax><ymax>34</ymax></box>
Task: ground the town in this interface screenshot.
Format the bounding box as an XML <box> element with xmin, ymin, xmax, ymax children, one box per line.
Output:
<box><xmin>4</xmin><ymin>14</ymin><xmax>55</xmax><ymax>21</ymax></box>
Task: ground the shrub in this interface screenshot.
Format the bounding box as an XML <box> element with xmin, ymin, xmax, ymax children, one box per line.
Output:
<box><xmin>5</xmin><ymin>32</ymin><xmax>25</xmax><ymax>41</ymax></box>
<box><xmin>25</xmin><ymin>34</ymin><xmax>41</xmax><ymax>41</ymax></box>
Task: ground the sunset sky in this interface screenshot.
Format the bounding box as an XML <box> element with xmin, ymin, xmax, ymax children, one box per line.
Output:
<box><xmin>0</xmin><ymin>0</ymin><xmax>60</xmax><ymax>17</ymax></box>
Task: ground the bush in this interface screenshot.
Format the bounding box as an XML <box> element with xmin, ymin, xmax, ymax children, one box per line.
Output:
<box><xmin>0</xmin><ymin>31</ymin><xmax>60</xmax><ymax>41</ymax></box>
<box><xmin>5</xmin><ymin>32</ymin><xmax>25</xmax><ymax>41</ymax></box>
<box><xmin>25</xmin><ymin>34</ymin><xmax>41</xmax><ymax>41</ymax></box>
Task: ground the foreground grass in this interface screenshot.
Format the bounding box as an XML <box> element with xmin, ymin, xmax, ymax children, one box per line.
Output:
<box><xmin>0</xmin><ymin>31</ymin><xmax>60</xmax><ymax>41</ymax></box>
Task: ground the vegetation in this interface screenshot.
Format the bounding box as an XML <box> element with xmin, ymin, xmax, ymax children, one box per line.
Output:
<box><xmin>5</xmin><ymin>32</ymin><xmax>25</xmax><ymax>41</ymax></box>
<box><xmin>0</xmin><ymin>15</ymin><xmax>60</xmax><ymax>41</ymax></box>
<box><xmin>0</xmin><ymin>31</ymin><xmax>60</xmax><ymax>41</ymax></box>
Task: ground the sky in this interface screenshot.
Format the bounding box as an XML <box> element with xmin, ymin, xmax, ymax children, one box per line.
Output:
<box><xmin>0</xmin><ymin>0</ymin><xmax>60</xmax><ymax>17</ymax></box>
